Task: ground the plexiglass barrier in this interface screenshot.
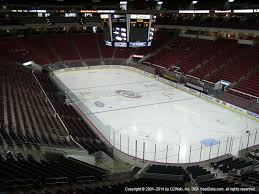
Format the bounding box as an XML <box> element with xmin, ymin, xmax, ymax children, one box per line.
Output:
<box><xmin>51</xmin><ymin>68</ymin><xmax>259</xmax><ymax>164</ymax></box>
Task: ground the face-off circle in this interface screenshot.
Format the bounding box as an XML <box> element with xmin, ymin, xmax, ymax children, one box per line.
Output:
<box><xmin>115</xmin><ymin>90</ymin><xmax>142</xmax><ymax>98</ymax></box>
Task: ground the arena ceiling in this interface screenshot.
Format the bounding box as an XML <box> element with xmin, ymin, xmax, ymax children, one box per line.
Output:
<box><xmin>1</xmin><ymin>0</ymin><xmax>259</xmax><ymax>9</ymax></box>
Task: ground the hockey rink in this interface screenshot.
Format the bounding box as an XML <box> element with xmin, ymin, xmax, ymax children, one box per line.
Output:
<box><xmin>54</xmin><ymin>67</ymin><xmax>259</xmax><ymax>163</ymax></box>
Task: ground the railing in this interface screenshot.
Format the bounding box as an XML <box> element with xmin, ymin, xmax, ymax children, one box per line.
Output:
<box><xmin>51</xmin><ymin>66</ymin><xmax>259</xmax><ymax>164</ymax></box>
<box><xmin>75</xmin><ymin>175</ymin><xmax>95</xmax><ymax>183</ymax></box>
<box><xmin>1</xmin><ymin>176</ymin><xmax>95</xmax><ymax>188</ymax></box>
<box><xmin>143</xmin><ymin>62</ymin><xmax>167</xmax><ymax>71</ymax></box>
<box><xmin>3</xmin><ymin>139</ymin><xmax>84</xmax><ymax>151</ymax></box>
<box><xmin>229</xmin><ymin>88</ymin><xmax>258</xmax><ymax>100</ymax></box>
<box><xmin>186</xmin><ymin>74</ymin><xmax>200</xmax><ymax>81</ymax></box>
<box><xmin>47</xmin><ymin>58</ymin><xmax>128</xmax><ymax>71</ymax></box>
<box><xmin>202</xmin><ymin>79</ymin><xmax>215</xmax><ymax>85</ymax></box>
<box><xmin>32</xmin><ymin>71</ymin><xmax>57</xmax><ymax>115</ymax></box>
<box><xmin>32</xmin><ymin>70</ymin><xmax>87</xmax><ymax>151</ymax></box>
<box><xmin>141</xmin><ymin>172</ymin><xmax>184</xmax><ymax>181</ymax></box>
<box><xmin>0</xmin><ymin>94</ymin><xmax>53</xmax><ymax>114</ymax></box>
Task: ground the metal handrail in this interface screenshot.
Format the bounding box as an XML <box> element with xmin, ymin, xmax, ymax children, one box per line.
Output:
<box><xmin>31</xmin><ymin>71</ymin><xmax>87</xmax><ymax>151</ymax></box>
<box><xmin>32</xmin><ymin>71</ymin><xmax>57</xmax><ymax>115</ymax></box>
<box><xmin>229</xmin><ymin>88</ymin><xmax>258</xmax><ymax>99</ymax></box>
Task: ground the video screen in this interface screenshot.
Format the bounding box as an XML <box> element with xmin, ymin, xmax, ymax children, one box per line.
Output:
<box><xmin>129</xmin><ymin>15</ymin><xmax>150</xmax><ymax>42</ymax></box>
<box><xmin>111</xmin><ymin>14</ymin><xmax>127</xmax><ymax>42</ymax></box>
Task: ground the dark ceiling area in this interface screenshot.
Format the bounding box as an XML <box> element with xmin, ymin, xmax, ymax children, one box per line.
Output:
<box><xmin>1</xmin><ymin>0</ymin><xmax>259</xmax><ymax>10</ymax></box>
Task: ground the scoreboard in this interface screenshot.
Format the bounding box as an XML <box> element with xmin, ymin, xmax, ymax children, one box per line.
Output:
<box><xmin>101</xmin><ymin>14</ymin><xmax>155</xmax><ymax>47</ymax></box>
<box><xmin>111</xmin><ymin>14</ymin><xmax>127</xmax><ymax>47</ymax></box>
<box><xmin>129</xmin><ymin>14</ymin><xmax>151</xmax><ymax>42</ymax></box>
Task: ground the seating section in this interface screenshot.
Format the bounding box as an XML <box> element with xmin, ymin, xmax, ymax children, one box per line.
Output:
<box><xmin>0</xmin><ymin>153</ymin><xmax>107</xmax><ymax>191</ymax></box>
<box><xmin>237</xmin><ymin>171</ymin><xmax>259</xmax><ymax>187</ymax></box>
<box><xmin>146</xmin><ymin>38</ymin><xmax>258</xmax><ymax>114</ymax></box>
<box><xmin>1</xmin><ymin>153</ymin><xmax>258</xmax><ymax>193</ymax></box>
<box><xmin>134</xmin><ymin>33</ymin><xmax>172</xmax><ymax>56</ymax></box>
<box><xmin>157</xmin><ymin>15</ymin><xmax>259</xmax><ymax>30</ymax></box>
<box><xmin>0</xmin><ymin>54</ymin><xmax>71</xmax><ymax>149</ymax></box>
<box><xmin>248</xmin><ymin>103</ymin><xmax>259</xmax><ymax>115</ymax></box>
<box><xmin>96</xmin><ymin>34</ymin><xmax>114</xmax><ymax>58</ymax></box>
<box><xmin>218</xmin><ymin>92</ymin><xmax>259</xmax><ymax>114</ymax></box>
<box><xmin>1</xmin><ymin>14</ymin><xmax>258</xmax><ymax>30</ymax></box>
<box><xmin>0</xmin><ymin>38</ymin><xmax>33</xmax><ymax>63</ymax></box>
<box><xmin>147</xmin><ymin>47</ymin><xmax>176</xmax><ymax>69</ymax></box>
<box><xmin>0</xmin><ymin>37</ymin><xmax>58</xmax><ymax>65</ymax></box>
<box><xmin>47</xmin><ymin>35</ymin><xmax>79</xmax><ymax>61</ymax></box>
<box><xmin>89</xmin><ymin>178</ymin><xmax>187</xmax><ymax>194</ymax></box>
<box><xmin>35</xmin><ymin>178</ymin><xmax>186</xmax><ymax>194</ymax></box>
<box><xmin>198</xmin><ymin>178</ymin><xmax>252</xmax><ymax>194</ymax></box>
<box><xmin>147</xmin><ymin>39</ymin><xmax>230</xmax><ymax>72</ymax></box>
<box><xmin>72</xmin><ymin>34</ymin><xmax>100</xmax><ymax>59</ymax></box>
<box><xmin>1</xmin><ymin>30</ymin><xmax>259</xmax><ymax>194</ymax></box>
<box><xmin>205</xmin><ymin>45</ymin><xmax>258</xmax><ymax>83</ymax></box>
<box><xmin>0</xmin><ymin>34</ymin><xmax>138</xmax><ymax>66</ymax></box>
<box><xmin>114</xmin><ymin>47</ymin><xmax>134</xmax><ymax>58</ymax></box>
<box><xmin>36</xmin><ymin>74</ymin><xmax>110</xmax><ymax>155</ymax></box>
<box><xmin>211</xmin><ymin>157</ymin><xmax>254</xmax><ymax>173</ymax></box>
<box><xmin>0</xmin><ymin>39</ymin><xmax>112</xmax><ymax>156</ymax></box>
<box><xmin>233</xmin><ymin>71</ymin><xmax>259</xmax><ymax>98</ymax></box>
<box><xmin>146</xmin><ymin>165</ymin><xmax>190</xmax><ymax>181</ymax></box>
<box><xmin>24</xmin><ymin>36</ymin><xmax>59</xmax><ymax>64</ymax></box>
<box><xmin>147</xmin><ymin>39</ymin><xmax>199</xmax><ymax>69</ymax></box>
<box><xmin>186</xmin><ymin>165</ymin><xmax>211</xmax><ymax>179</ymax></box>
<box><xmin>148</xmin><ymin>39</ymin><xmax>258</xmax><ymax>88</ymax></box>
<box><xmin>177</xmin><ymin>40</ymin><xmax>228</xmax><ymax>74</ymax></box>
<box><xmin>189</xmin><ymin>42</ymin><xmax>237</xmax><ymax>79</ymax></box>
<box><xmin>218</xmin><ymin>92</ymin><xmax>253</xmax><ymax>108</ymax></box>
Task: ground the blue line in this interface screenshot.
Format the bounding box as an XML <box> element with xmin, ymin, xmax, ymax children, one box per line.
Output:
<box><xmin>76</xmin><ymin>88</ymin><xmax>174</xmax><ymax>101</ymax></box>
<box><xmin>87</xmin><ymin>97</ymin><xmax>197</xmax><ymax>115</ymax></box>
<box><xmin>70</xmin><ymin>80</ymin><xmax>156</xmax><ymax>91</ymax></box>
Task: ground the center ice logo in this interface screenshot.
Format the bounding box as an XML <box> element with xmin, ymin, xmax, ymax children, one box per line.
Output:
<box><xmin>115</xmin><ymin>90</ymin><xmax>142</xmax><ymax>98</ymax></box>
<box><xmin>94</xmin><ymin>101</ymin><xmax>105</xmax><ymax>107</ymax></box>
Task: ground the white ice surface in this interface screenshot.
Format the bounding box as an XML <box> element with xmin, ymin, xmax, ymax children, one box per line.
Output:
<box><xmin>55</xmin><ymin>67</ymin><xmax>259</xmax><ymax>163</ymax></box>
